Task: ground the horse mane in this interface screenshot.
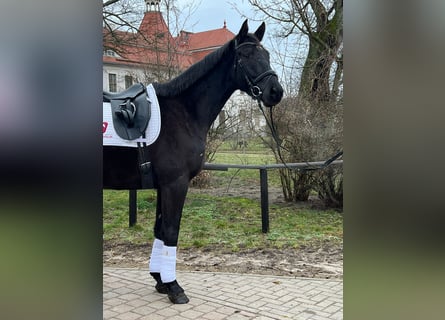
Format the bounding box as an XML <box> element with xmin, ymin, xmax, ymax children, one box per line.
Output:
<box><xmin>153</xmin><ymin>39</ymin><xmax>235</xmax><ymax>97</ymax></box>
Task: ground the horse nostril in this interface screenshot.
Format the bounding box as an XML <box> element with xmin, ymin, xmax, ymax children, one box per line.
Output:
<box><xmin>270</xmin><ymin>87</ymin><xmax>277</xmax><ymax>96</ymax></box>
<box><xmin>271</xmin><ymin>86</ymin><xmax>283</xmax><ymax>101</ymax></box>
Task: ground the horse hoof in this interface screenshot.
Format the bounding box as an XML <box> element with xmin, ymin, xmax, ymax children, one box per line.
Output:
<box><xmin>164</xmin><ymin>280</ymin><xmax>190</xmax><ymax>304</ymax></box>
<box><xmin>168</xmin><ymin>291</ymin><xmax>190</xmax><ymax>304</ymax></box>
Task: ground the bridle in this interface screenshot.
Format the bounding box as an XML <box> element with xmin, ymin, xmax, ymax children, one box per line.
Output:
<box><xmin>234</xmin><ymin>41</ymin><xmax>278</xmax><ymax>102</ymax></box>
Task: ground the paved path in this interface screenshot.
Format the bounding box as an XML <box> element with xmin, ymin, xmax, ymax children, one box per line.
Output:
<box><xmin>104</xmin><ymin>267</ymin><xmax>342</xmax><ymax>320</ymax></box>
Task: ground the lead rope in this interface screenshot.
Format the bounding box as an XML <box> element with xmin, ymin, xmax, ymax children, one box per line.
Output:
<box><xmin>257</xmin><ymin>99</ymin><xmax>290</xmax><ymax>170</ymax></box>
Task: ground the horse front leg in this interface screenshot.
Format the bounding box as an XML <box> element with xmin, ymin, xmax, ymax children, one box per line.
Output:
<box><xmin>149</xmin><ymin>179</ymin><xmax>190</xmax><ymax>304</ymax></box>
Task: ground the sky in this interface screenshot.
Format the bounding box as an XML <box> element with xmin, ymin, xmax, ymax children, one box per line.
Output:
<box><xmin>170</xmin><ymin>0</ymin><xmax>300</xmax><ymax>92</ymax></box>
<box><xmin>173</xmin><ymin>0</ymin><xmax>258</xmax><ymax>34</ymax></box>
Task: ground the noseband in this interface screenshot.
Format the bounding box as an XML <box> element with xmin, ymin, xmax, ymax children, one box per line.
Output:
<box><xmin>235</xmin><ymin>41</ymin><xmax>278</xmax><ymax>100</ymax></box>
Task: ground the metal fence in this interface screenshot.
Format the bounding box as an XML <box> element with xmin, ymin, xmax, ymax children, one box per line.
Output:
<box><xmin>125</xmin><ymin>160</ymin><xmax>343</xmax><ymax>233</ymax></box>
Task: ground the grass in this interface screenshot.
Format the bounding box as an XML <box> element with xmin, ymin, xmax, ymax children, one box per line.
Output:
<box><xmin>217</xmin><ymin>138</ymin><xmax>270</xmax><ymax>153</ymax></box>
<box><xmin>103</xmin><ymin>189</ymin><xmax>343</xmax><ymax>252</ymax></box>
<box><xmin>104</xmin><ymin>148</ymin><xmax>342</xmax><ymax>252</ymax></box>
<box><xmin>210</xmin><ymin>151</ymin><xmax>282</xmax><ymax>187</ymax></box>
<box><xmin>213</xmin><ymin>151</ymin><xmax>275</xmax><ymax>164</ymax></box>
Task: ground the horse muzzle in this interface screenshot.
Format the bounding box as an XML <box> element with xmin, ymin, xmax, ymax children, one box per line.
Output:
<box><xmin>261</xmin><ymin>78</ymin><xmax>283</xmax><ymax>107</ymax></box>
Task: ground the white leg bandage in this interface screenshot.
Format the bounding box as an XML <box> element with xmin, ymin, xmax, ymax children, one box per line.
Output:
<box><xmin>160</xmin><ymin>245</ymin><xmax>177</xmax><ymax>283</ymax></box>
<box><xmin>149</xmin><ymin>238</ymin><xmax>164</xmax><ymax>273</ymax></box>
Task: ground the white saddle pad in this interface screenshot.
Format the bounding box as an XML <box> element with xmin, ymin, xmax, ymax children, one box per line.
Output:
<box><xmin>103</xmin><ymin>84</ymin><xmax>161</xmax><ymax>147</ymax></box>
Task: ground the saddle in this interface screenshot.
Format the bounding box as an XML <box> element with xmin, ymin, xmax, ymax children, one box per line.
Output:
<box><xmin>103</xmin><ymin>83</ymin><xmax>151</xmax><ymax>141</ymax></box>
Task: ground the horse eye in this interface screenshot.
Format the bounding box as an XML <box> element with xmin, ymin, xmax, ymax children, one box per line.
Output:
<box><xmin>240</xmin><ymin>50</ymin><xmax>250</xmax><ymax>57</ymax></box>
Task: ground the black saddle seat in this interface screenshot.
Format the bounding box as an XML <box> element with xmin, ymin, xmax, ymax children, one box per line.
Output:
<box><xmin>103</xmin><ymin>83</ymin><xmax>151</xmax><ymax>140</ymax></box>
<box><xmin>103</xmin><ymin>83</ymin><xmax>146</xmax><ymax>102</ymax></box>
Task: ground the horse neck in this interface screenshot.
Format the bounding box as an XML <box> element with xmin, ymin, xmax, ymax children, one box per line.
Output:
<box><xmin>187</xmin><ymin>55</ymin><xmax>237</xmax><ymax>130</ymax></box>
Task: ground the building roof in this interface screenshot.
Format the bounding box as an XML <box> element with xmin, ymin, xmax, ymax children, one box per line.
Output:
<box><xmin>187</xmin><ymin>27</ymin><xmax>235</xmax><ymax>52</ymax></box>
<box><xmin>103</xmin><ymin>10</ymin><xmax>235</xmax><ymax>71</ymax></box>
<box><xmin>176</xmin><ymin>24</ymin><xmax>235</xmax><ymax>66</ymax></box>
<box><xmin>138</xmin><ymin>10</ymin><xmax>173</xmax><ymax>47</ymax></box>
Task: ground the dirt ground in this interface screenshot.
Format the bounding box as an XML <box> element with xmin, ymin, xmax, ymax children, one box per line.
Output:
<box><xmin>103</xmin><ymin>183</ymin><xmax>343</xmax><ymax>279</ymax></box>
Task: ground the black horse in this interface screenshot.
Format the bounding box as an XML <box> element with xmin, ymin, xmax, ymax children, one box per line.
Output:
<box><xmin>103</xmin><ymin>20</ymin><xmax>283</xmax><ymax>304</ymax></box>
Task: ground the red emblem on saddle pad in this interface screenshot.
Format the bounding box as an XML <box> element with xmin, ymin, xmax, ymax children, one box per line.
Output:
<box><xmin>103</xmin><ymin>122</ymin><xmax>108</xmax><ymax>133</ymax></box>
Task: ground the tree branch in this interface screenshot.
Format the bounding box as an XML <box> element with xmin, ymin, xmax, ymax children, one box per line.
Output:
<box><xmin>103</xmin><ymin>0</ymin><xmax>120</xmax><ymax>8</ymax></box>
<box><xmin>291</xmin><ymin>0</ymin><xmax>314</xmax><ymax>36</ymax></box>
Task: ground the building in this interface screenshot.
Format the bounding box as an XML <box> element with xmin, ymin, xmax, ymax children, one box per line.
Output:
<box><xmin>103</xmin><ymin>0</ymin><xmax>266</xmax><ymax>137</ymax></box>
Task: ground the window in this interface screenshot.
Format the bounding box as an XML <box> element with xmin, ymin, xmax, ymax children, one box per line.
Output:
<box><xmin>108</xmin><ymin>73</ymin><xmax>117</xmax><ymax>92</ymax></box>
<box><xmin>125</xmin><ymin>75</ymin><xmax>133</xmax><ymax>89</ymax></box>
<box><xmin>104</xmin><ymin>50</ymin><xmax>117</xmax><ymax>57</ymax></box>
<box><xmin>156</xmin><ymin>32</ymin><xmax>165</xmax><ymax>39</ymax></box>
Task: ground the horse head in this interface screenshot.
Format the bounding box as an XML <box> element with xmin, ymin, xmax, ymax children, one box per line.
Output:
<box><xmin>233</xmin><ymin>20</ymin><xmax>283</xmax><ymax>107</ymax></box>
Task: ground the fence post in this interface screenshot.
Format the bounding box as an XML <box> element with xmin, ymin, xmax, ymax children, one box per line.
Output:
<box><xmin>129</xmin><ymin>189</ymin><xmax>137</xmax><ymax>227</ymax></box>
<box><xmin>259</xmin><ymin>168</ymin><xmax>269</xmax><ymax>233</ymax></box>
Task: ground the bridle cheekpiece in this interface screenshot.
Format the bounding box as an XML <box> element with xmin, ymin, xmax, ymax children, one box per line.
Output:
<box><xmin>234</xmin><ymin>41</ymin><xmax>278</xmax><ymax>102</ymax></box>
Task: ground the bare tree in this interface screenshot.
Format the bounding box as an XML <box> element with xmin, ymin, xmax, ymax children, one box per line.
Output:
<box><xmin>247</xmin><ymin>0</ymin><xmax>343</xmax><ymax>101</ymax></box>
<box><xmin>247</xmin><ymin>0</ymin><xmax>343</xmax><ymax>206</ymax></box>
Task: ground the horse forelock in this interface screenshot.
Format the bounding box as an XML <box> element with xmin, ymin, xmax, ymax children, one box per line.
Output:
<box><xmin>153</xmin><ymin>40</ymin><xmax>235</xmax><ymax>97</ymax></box>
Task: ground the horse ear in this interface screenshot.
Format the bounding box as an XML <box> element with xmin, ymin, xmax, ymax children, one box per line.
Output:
<box><xmin>236</xmin><ymin>19</ymin><xmax>249</xmax><ymax>41</ymax></box>
<box><xmin>254</xmin><ymin>22</ymin><xmax>266</xmax><ymax>42</ymax></box>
